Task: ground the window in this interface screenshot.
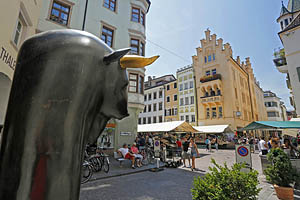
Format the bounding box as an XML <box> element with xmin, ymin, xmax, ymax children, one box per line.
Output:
<box><xmin>191</xmin><ymin>115</ymin><xmax>195</xmax><ymax>122</ymax></box>
<box><xmin>165</xmin><ymin>109</ymin><xmax>169</xmax><ymax>116</ymax></box>
<box><xmin>208</xmin><ymin>55</ymin><xmax>212</xmax><ymax>62</ymax></box>
<box><xmin>153</xmin><ymin>103</ymin><xmax>157</xmax><ymax>111</ymax></box>
<box><xmin>130</xmin><ymin>39</ymin><xmax>145</xmax><ymax>56</ymax></box>
<box><xmin>174</xmin><ymin>83</ymin><xmax>177</xmax><ymax>88</ymax></box>
<box><xmin>159</xmin><ymin>102</ymin><xmax>163</xmax><ymax>110</ymax></box>
<box><xmin>206</xmin><ymin>108</ymin><xmax>210</xmax><ymax>119</ymax></box>
<box><xmin>184</xmin><ymin>83</ymin><xmax>188</xmax><ymax>90</ymax></box>
<box><xmin>131</xmin><ymin>7</ymin><xmax>145</xmax><ymax>26</ymax></box>
<box><xmin>180</xmin><ymin>98</ymin><xmax>184</xmax><ymax>106</ymax></box>
<box><xmin>190</xmin><ymin>81</ymin><xmax>193</xmax><ymax>88</ymax></box>
<box><xmin>148</xmin><ymin>93</ymin><xmax>152</xmax><ymax>100</ymax></box>
<box><xmin>50</xmin><ymin>1</ymin><xmax>71</xmax><ymax>26</ymax></box>
<box><xmin>284</xmin><ymin>18</ymin><xmax>289</xmax><ymax>26</ymax></box>
<box><xmin>190</xmin><ymin>96</ymin><xmax>194</xmax><ymax>104</ymax></box>
<box><xmin>180</xmin><ymin>116</ymin><xmax>184</xmax><ymax>121</ymax></box>
<box><xmin>174</xmin><ymin>94</ymin><xmax>177</xmax><ymax>101</ymax></box>
<box><xmin>179</xmin><ymin>84</ymin><xmax>183</xmax><ymax>91</ymax></box>
<box><xmin>101</xmin><ymin>26</ymin><xmax>114</xmax><ymax>47</ymax></box>
<box><xmin>138</xmin><ymin>118</ymin><xmax>141</xmax><ymax>124</ymax></box>
<box><xmin>13</xmin><ymin>18</ymin><xmax>23</xmax><ymax>46</ymax></box>
<box><xmin>159</xmin><ymin>116</ymin><xmax>163</xmax><ymax>123</ymax></box>
<box><xmin>153</xmin><ymin>92</ymin><xmax>157</xmax><ymax>99</ymax></box>
<box><xmin>148</xmin><ymin>117</ymin><xmax>151</xmax><ymax>124</ymax></box>
<box><xmin>153</xmin><ymin>116</ymin><xmax>157</xmax><ymax>123</ymax></box>
<box><xmin>167</xmin><ymin>85</ymin><xmax>170</xmax><ymax>90</ymax></box>
<box><xmin>185</xmin><ymin>115</ymin><xmax>189</xmax><ymax>122</ymax></box>
<box><xmin>144</xmin><ymin>95</ymin><xmax>147</xmax><ymax>101</ymax></box>
<box><xmin>185</xmin><ymin>97</ymin><xmax>189</xmax><ymax>105</ymax></box>
<box><xmin>212</xmin><ymin>69</ymin><xmax>216</xmax><ymax>75</ymax></box>
<box><xmin>212</xmin><ymin>107</ymin><xmax>217</xmax><ymax>118</ymax></box>
<box><xmin>217</xmin><ymin>89</ymin><xmax>221</xmax><ymax>96</ymax></box>
<box><xmin>235</xmin><ymin>88</ymin><xmax>238</xmax><ymax>99</ymax></box>
<box><xmin>267</xmin><ymin>112</ymin><xmax>279</xmax><ymax>117</ymax></box>
<box><xmin>159</xmin><ymin>91</ymin><xmax>163</xmax><ymax>98</ymax></box>
<box><xmin>218</xmin><ymin>107</ymin><xmax>223</xmax><ymax>118</ymax></box>
<box><xmin>103</xmin><ymin>0</ymin><xmax>116</xmax><ymax>12</ymax></box>
<box><xmin>174</xmin><ymin>108</ymin><xmax>178</xmax><ymax>115</ymax></box>
<box><xmin>204</xmin><ymin>56</ymin><xmax>207</xmax><ymax>63</ymax></box>
<box><xmin>213</xmin><ymin>54</ymin><xmax>215</xmax><ymax>60</ymax></box>
<box><xmin>138</xmin><ymin>76</ymin><xmax>144</xmax><ymax>94</ymax></box>
<box><xmin>148</xmin><ymin>104</ymin><xmax>151</xmax><ymax>112</ymax></box>
<box><xmin>143</xmin><ymin>106</ymin><xmax>146</xmax><ymax>113</ymax></box>
<box><xmin>128</xmin><ymin>73</ymin><xmax>138</xmax><ymax>92</ymax></box>
<box><xmin>297</xmin><ymin>67</ymin><xmax>300</xmax><ymax>82</ymax></box>
<box><xmin>131</xmin><ymin>7</ymin><xmax>140</xmax><ymax>22</ymax></box>
<box><xmin>206</xmin><ymin>70</ymin><xmax>211</xmax><ymax>76</ymax></box>
<box><xmin>143</xmin><ymin>117</ymin><xmax>146</xmax><ymax>124</ymax></box>
<box><xmin>166</xmin><ymin>96</ymin><xmax>170</xmax><ymax>102</ymax></box>
<box><xmin>280</xmin><ymin>21</ymin><xmax>284</xmax><ymax>30</ymax></box>
<box><xmin>140</xmin><ymin>11</ymin><xmax>145</xmax><ymax>26</ymax></box>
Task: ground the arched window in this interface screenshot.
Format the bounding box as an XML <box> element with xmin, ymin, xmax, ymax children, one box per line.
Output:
<box><xmin>217</xmin><ymin>89</ymin><xmax>221</xmax><ymax>96</ymax></box>
<box><xmin>204</xmin><ymin>56</ymin><xmax>207</xmax><ymax>63</ymax></box>
<box><xmin>210</xmin><ymin>89</ymin><xmax>215</xmax><ymax>96</ymax></box>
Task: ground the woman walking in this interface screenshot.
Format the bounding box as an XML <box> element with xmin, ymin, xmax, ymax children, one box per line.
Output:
<box><xmin>189</xmin><ymin>138</ymin><xmax>199</xmax><ymax>171</ymax></box>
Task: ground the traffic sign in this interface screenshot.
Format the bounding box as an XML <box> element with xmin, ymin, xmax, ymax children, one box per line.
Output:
<box><xmin>237</xmin><ymin>146</ymin><xmax>249</xmax><ymax>157</ymax></box>
<box><xmin>235</xmin><ymin>144</ymin><xmax>252</xmax><ymax>171</ymax></box>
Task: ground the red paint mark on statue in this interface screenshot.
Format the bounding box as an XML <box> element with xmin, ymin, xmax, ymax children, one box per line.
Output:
<box><xmin>30</xmin><ymin>155</ymin><xmax>47</xmax><ymax>200</ymax></box>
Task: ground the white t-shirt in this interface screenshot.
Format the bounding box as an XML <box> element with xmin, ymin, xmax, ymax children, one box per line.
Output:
<box><xmin>259</xmin><ymin>140</ymin><xmax>267</xmax><ymax>151</ymax></box>
<box><xmin>119</xmin><ymin>148</ymin><xmax>129</xmax><ymax>157</ymax></box>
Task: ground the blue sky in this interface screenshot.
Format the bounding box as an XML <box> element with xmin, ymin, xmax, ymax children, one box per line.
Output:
<box><xmin>145</xmin><ymin>0</ymin><xmax>292</xmax><ymax>110</ymax></box>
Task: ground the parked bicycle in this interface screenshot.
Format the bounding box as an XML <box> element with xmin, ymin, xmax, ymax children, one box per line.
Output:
<box><xmin>140</xmin><ymin>145</ymin><xmax>155</xmax><ymax>165</ymax></box>
<box><xmin>81</xmin><ymin>160</ymin><xmax>93</xmax><ymax>184</ymax></box>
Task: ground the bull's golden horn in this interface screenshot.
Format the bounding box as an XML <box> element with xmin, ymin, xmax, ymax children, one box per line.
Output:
<box><xmin>120</xmin><ymin>55</ymin><xmax>160</xmax><ymax>69</ymax></box>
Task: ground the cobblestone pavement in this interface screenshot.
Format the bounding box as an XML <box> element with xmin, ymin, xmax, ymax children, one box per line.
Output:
<box><xmin>80</xmin><ymin>149</ymin><xmax>299</xmax><ymax>200</ymax></box>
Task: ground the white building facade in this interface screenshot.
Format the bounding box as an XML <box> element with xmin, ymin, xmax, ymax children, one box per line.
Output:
<box><xmin>177</xmin><ymin>65</ymin><xmax>197</xmax><ymax>126</ymax></box>
<box><xmin>37</xmin><ymin>0</ymin><xmax>151</xmax><ymax>150</ymax></box>
<box><xmin>275</xmin><ymin>0</ymin><xmax>300</xmax><ymax>117</ymax></box>
<box><xmin>139</xmin><ymin>85</ymin><xmax>165</xmax><ymax>124</ymax></box>
<box><xmin>264</xmin><ymin>91</ymin><xmax>287</xmax><ymax>121</ymax></box>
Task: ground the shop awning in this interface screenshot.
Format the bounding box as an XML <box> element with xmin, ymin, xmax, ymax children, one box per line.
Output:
<box><xmin>243</xmin><ymin>121</ymin><xmax>300</xmax><ymax>130</ymax></box>
<box><xmin>193</xmin><ymin>125</ymin><xmax>230</xmax><ymax>134</ymax></box>
<box><xmin>137</xmin><ymin>121</ymin><xmax>199</xmax><ymax>133</ymax></box>
<box><xmin>282</xmin><ymin>129</ymin><xmax>299</xmax><ymax>137</ymax></box>
<box><xmin>290</xmin><ymin>118</ymin><xmax>300</xmax><ymax>121</ymax></box>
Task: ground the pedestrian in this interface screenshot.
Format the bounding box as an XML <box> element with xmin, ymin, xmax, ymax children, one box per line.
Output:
<box><xmin>249</xmin><ymin>137</ymin><xmax>254</xmax><ymax>153</ymax></box>
<box><xmin>215</xmin><ymin>137</ymin><xmax>219</xmax><ymax>151</ymax></box>
<box><xmin>258</xmin><ymin>137</ymin><xmax>268</xmax><ymax>155</ymax></box>
<box><xmin>205</xmin><ymin>137</ymin><xmax>210</xmax><ymax>151</ymax></box>
<box><xmin>130</xmin><ymin>142</ymin><xmax>143</xmax><ymax>167</ymax></box>
<box><xmin>208</xmin><ymin>137</ymin><xmax>212</xmax><ymax>152</ymax></box>
<box><xmin>181</xmin><ymin>137</ymin><xmax>191</xmax><ymax>168</ymax></box>
<box><xmin>118</xmin><ymin>143</ymin><xmax>136</xmax><ymax>169</ymax></box>
<box><xmin>176</xmin><ymin>138</ymin><xmax>182</xmax><ymax>157</ymax></box>
<box><xmin>189</xmin><ymin>138</ymin><xmax>199</xmax><ymax>171</ymax></box>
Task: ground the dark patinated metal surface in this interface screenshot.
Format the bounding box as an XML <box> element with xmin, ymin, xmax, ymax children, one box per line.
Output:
<box><xmin>0</xmin><ymin>29</ymin><xmax>130</xmax><ymax>200</ymax></box>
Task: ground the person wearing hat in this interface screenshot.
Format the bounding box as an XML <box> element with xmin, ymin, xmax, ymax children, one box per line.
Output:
<box><xmin>131</xmin><ymin>142</ymin><xmax>143</xmax><ymax>167</ymax></box>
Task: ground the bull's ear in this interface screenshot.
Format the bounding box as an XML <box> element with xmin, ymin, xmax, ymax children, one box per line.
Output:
<box><xmin>103</xmin><ymin>48</ymin><xmax>131</xmax><ymax>65</ymax></box>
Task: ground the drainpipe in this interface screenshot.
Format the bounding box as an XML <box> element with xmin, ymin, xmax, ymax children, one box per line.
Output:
<box><xmin>247</xmin><ymin>74</ymin><xmax>255</xmax><ymax>121</ymax></box>
<box><xmin>82</xmin><ymin>0</ymin><xmax>88</xmax><ymax>31</ymax></box>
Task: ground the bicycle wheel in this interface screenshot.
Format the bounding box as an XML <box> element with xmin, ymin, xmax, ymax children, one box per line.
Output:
<box><xmin>103</xmin><ymin>157</ymin><xmax>109</xmax><ymax>173</ymax></box>
<box><xmin>147</xmin><ymin>152</ymin><xmax>155</xmax><ymax>164</ymax></box>
<box><xmin>81</xmin><ymin>163</ymin><xmax>93</xmax><ymax>184</ymax></box>
<box><xmin>90</xmin><ymin>157</ymin><xmax>101</xmax><ymax>172</ymax></box>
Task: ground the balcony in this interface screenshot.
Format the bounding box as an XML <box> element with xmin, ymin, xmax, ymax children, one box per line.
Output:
<box><xmin>201</xmin><ymin>95</ymin><xmax>223</xmax><ymax>105</ymax></box>
<box><xmin>273</xmin><ymin>48</ymin><xmax>288</xmax><ymax>73</ymax></box>
<box><xmin>200</xmin><ymin>74</ymin><xmax>221</xmax><ymax>83</ymax></box>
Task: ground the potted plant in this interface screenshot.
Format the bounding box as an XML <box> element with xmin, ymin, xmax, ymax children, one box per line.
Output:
<box><xmin>264</xmin><ymin>148</ymin><xmax>299</xmax><ymax>200</ymax></box>
<box><xmin>191</xmin><ymin>159</ymin><xmax>261</xmax><ymax>200</ymax></box>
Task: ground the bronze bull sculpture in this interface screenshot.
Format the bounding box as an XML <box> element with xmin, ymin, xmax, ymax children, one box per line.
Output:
<box><xmin>0</xmin><ymin>29</ymin><xmax>158</xmax><ymax>200</ymax></box>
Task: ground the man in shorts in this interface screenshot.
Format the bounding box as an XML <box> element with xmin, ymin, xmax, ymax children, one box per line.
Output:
<box><xmin>181</xmin><ymin>137</ymin><xmax>191</xmax><ymax>168</ymax></box>
<box><xmin>118</xmin><ymin>143</ymin><xmax>136</xmax><ymax>169</ymax></box>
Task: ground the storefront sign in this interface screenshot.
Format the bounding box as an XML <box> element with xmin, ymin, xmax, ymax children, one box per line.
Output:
<box><xmin>0</xmin><ymin>47</ymin><xmax>16</xmax><ymax>70</ymax></box>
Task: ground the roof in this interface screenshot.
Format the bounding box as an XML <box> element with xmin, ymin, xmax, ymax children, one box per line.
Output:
<box><xmin>193</xmin><ymin>125</ymin><xmax>231</xmax><ymax>133</ymax></box>
<box><xmin>243</xmin><ymin>121</ymin><xmax>300</xmax><ymax>130</ymax></box>
<box><xmin>138</xmin><ymin>121</ymin><xmax>199</xmax><ymax>133</ymax></box>
<box><xmin>281</xmin><ymin>12</ymin><xmax>300</xmax><ymax>33</ymax></box>
<box><xmin>280</xmin><ymin>2</ymin><xmax>290</xmax><ymax>16</ymax></box>
<box><xmin>287</xmin><ymin>0</ymin><xmax>300</xmax><ymax>13</ymax></box>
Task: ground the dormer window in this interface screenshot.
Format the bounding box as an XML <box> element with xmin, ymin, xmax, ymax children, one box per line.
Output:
<box><xmin>280</xmin><ymin>21</ymin><xmax>284</xmax><ymax>30</ymax></box>
<box><xmin>208</xmin><ymin>55</ymin><xmax>212</xmax><ymax>62</ymax></box>
<box><xmin>284</xmin><ymin>18</ymin><xmax>289</xmax><ymax>26</ymax></box>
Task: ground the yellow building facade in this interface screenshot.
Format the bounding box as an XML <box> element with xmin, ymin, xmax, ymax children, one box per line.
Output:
<box><xmin>0</xmin><ymin>0</ymin><xmax>43</xmax><ymax>125</ymax></box>
<box><xmin>164</xmin><ymin>80</ymin><xmax>179</xmax><ymax>122</ymax></box>
<box><xmin>192</xmin><ymin>30</ymin><xmax>267</xmax><ymax>131</ymax></box>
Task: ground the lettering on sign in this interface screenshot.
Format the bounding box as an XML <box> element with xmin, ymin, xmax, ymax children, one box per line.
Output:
<box><xmin>0</xmin><ymin>47</ymin><xmax>16</xmax><ymax>70</ymax></box>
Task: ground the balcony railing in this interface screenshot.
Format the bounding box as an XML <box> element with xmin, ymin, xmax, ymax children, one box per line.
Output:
<box><xmin>200</xmin><ymin>74</ymin><xmax>221</xmax><ymax>83</ymax></box>
<box><xmin>201</xmin><ymin>95</ymin><xmax>223</xmax><ymax>103</ymax></box>
<box><xmin>273</xmin><ymin>48</ymin><xmax>287</xmax><ymax>67</ymax></box>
